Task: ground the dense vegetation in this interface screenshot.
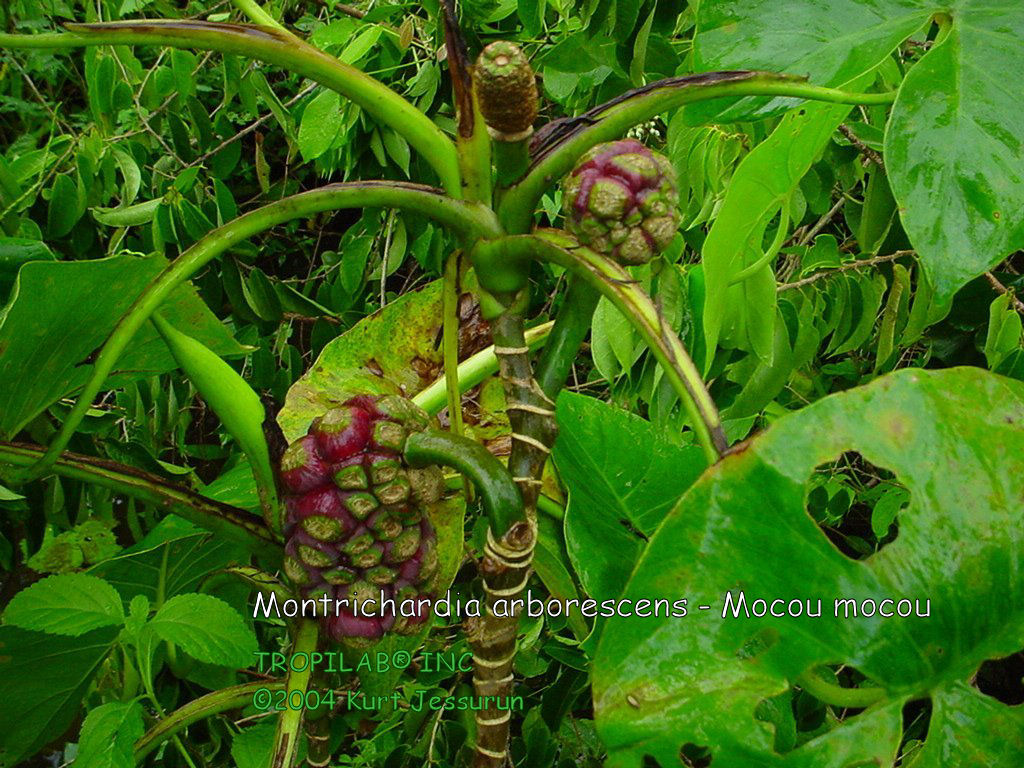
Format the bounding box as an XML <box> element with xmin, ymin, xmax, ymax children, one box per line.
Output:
<box><xmin>1</xmin><ymin>2</ymin><xmax>1022</xmax><ymax>767</ymax></box>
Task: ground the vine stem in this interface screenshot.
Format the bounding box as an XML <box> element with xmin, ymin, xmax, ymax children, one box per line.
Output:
<box><xmin>474</xmin><ymin>231</ymin><xmax>727</xmax><ymax>464</ymax></box>
<box><xmin>499</xmin><ymin>71</ymin><xmax>897</xmax><ymax>233</ymax></box>
<box><xmin>0</xmin><ymin>22</ymin><xmax>461</xmax><ymax>195</ymax></box>
<box><xmin>17</xmin><ymin>182</ymin><xmax>499</xmax><ymax>483</ymax></box>
<box><xmin>0</xmin><ymin>442</ymin><xmax>281</xmax><ymax>560</ymax></box>
<box><xmin>404</xmin><ymin>431</ymin><xmax>523</xmax><ymax>536</ymax></box>
<box><xmin>795</xmin><ymin>669</ymin><xmax>887</xmax><ymax>710</ymax></box>
<box><xmin>777</xmin><ymin>251</ymin><xmax>913</xmax><ymax>292</ymax></box>
<box><xmin>134</xmin><ymin>681</ymin><xmax>285</xmax><ymax>762</ymax></box>
<box><xmin>271</xmin><ymin>620</ymin><xmax>319</xmax><ymax>768</ymax></box>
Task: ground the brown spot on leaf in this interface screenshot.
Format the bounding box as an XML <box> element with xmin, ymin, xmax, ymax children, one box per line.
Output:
<box><xmin>410</xmin><ymin>355</ymin><xmax>441</xmax><ymax>383</ymax></box>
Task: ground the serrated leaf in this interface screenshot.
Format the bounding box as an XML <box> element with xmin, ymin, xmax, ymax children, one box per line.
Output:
<box><xmin>231</xmin><ymin>720</ymin><xmax>278</xmax><ymax>768</ymax></box>
<box><xmin>74</xmin><ymin>700</ymin><xmax>144</xmax><ymax>768</ymax></box>
<box><xmin>4</xmin><ymin>573</ymin><xmax>124</xmax><ymax>636</ymax></box>
<box><xmin>147</xmin><ymin>593</ymin><xmax>256</xmax><ymax>668</ymax></box>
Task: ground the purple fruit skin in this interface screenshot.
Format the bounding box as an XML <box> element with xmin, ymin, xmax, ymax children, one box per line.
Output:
<box><xmin>563</xmin><ymin>139</ymin><xmax>680</xmax><ymax>265</ymax></box>
<box><xmin>280</xmin><ymin>396</ymin><xmax>439</xmax><ymax>643</ymax></box>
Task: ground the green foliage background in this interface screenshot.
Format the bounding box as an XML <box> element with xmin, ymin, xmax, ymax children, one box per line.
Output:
<box><xmin>1</xmin><ymin>1</ymin><xmax>1022</xmax><ymax>767</ymax></box>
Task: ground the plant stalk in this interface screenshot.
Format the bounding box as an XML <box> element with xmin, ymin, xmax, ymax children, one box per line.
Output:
<box><xmin>271</xmin><ymin>620</ymin><xmax>319</xmax><ymax>768</ymax></box>
<box><xmin>466</xmin><ymin>290</ymin><xmax>550</xmax><ymax>767</ymax></box>
<box><xmin>0</xmin><ymin>442</ymin><xmax>281</xmax><ymax>561</ymax></box>
<box><xmin>795</xmin><ymin>670</ymin><xmax>887</xmax><ymax>710</ymax></box>
<box><xmin>465</xmin><ymin>519</ymin><xmax>535</xmax><ymax>768</ymax></box>
<box><xmin>412</xmin><ymin>321</ymin><xmax>553</xmax><ymax>416</ymax></box>
<box><xmin>500</xmin><ymin>71</ymin><xmax>897</xmax><ymax>232</ymax></box>
<box><xmin>0</xmin><ymin>22</ymin><xmax>461</xmax><ymax>195</ymax></box>
<box><xmin>134</xmin><ymin>681</ymin><xmax>285</xmax><ymax>762</ymax></box>
<box><xmin>474</xmin><ymin>231</ymin><xmax>727</xmax><ymax>463</ymax></box>
<box><xmin>21</xmin><ymin>182</ymin><xmax>500</xmax><ymax>482</ymax></box>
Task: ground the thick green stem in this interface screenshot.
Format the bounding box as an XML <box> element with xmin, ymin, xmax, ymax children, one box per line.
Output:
<box><xmin>795</xmin><ymin>669</ymin><xmax>887</xmax><ymax>710</ymax></box>
<box><xmin>490</xmin><ymin>305</ymin><xmax>557</xmax><ymax>515</ymax></box>
<box><xmin>457</xmin><ymin>96</ymin><xmax>494</xmax><ymax>204</ymax></box>
<box><xmin>534</xmin><ymin>277</ymin><xmax>600</xmax><ymax>399</ymax></box>
<box><xmin>474</xmin><ymin>231</ymin><xmax>726</xmax><ymax>464</ymax></box>
<box><xmin>271</xmin><ymin>620</ymin><xmax>319</xmax><ymax>768</ymax></box>
<box><xmin>0</xmin><ymin>442</ymin><xmax>281</xmax><ymax>561</ymax></box>
<box><xmin>404</xmin><ymin>430</ymin><xmax>523</xmax><ymax>536</ymax></box>
<box><xmin>0</xmin><ymin>22</ymin><xmax>461</xmax><ymax>195</ymax></box>
<box><xmin>20</xmin><ymin>182</ymin><xmax>500</xmax><ymax>482</ymax></box>
<box><xmin>499</xmin><ymin>71</ymin><xmax>897</xmax><ymax>232</ymax></box>
<box><xmin>412</xmin><ymin>321</ymin><xmax>553</xmax><ymax>415</ymax></box>
<box><xmin>231</xmin><ymin>0</ymin><xmax>289</xmax><ymax>32</ymax></box>
<box><xmin>493</xmin><ymin>136</ymin><xmax>532</xmax><ymax>196</ymax></box>
<box><xmin>134</xmin><ymin>681</ymin><xmax>284</xmax><ymax>762</ymax></box>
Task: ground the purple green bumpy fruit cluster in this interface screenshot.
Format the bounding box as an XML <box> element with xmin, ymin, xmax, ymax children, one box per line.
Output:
<box><xmin>562</xmin><ymin>139</ymin><xmax>681</xmax><ymax>266</ymax></box>
<box><xmin>279</xmin><ymin>395</ymin><xmax>442</xmax><ymax>644</ymax></box>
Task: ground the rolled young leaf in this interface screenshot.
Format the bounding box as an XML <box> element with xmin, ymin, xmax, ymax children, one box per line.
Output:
<box><xmin>151</xmin><ymin>312</ymin><xmax>281</xmax><ymax>532</ymax></box>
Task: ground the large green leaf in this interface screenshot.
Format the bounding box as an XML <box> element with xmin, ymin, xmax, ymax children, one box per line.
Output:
<box><xmin>884</xmin><ymin>6</ymin><xmax>1024</xmax><ymax>299</ymax></box>
<box><xmin>0</xmin><ymin>626</ymin><xmax>118</xmax><ymax>768</ymax></box>
<box><xmin>694</xmin><ymin>0</ymin><xmax>1024</xmax><ymax>299</ymax></box>
<box><xmin>701</xmin><ymin>99</ymin><xmax>855</xmax><ymax>362</ymax></box>
<box><xmin>278</xmin><ymin>280</ymin><xmax>443</xmax><ymax>441</ymax></box>
<box><xmin>0</xmin><ymin>238</ymin><xmax>54</xmax><ymax>299</ymax></box>
<box><xmin>593</xmin><ymin>368</ymin><xmax>1024</xmax><ymax>766</ymax></box>
<box><xmin>693</xmin><ymin>0</ymin><xmax>925</xmax><ymax>122</ymax></box>
<box><xmin>0</xmin><ymin>253</ymin><xmax>244</xmax><ymax>439</ymax></box>
<box><xmin>553</xmin><ymin>393</ymin><xmax>705</xmax><ymax>603</ymax></box>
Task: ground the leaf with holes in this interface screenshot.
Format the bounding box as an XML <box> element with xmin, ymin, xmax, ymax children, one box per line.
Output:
<box><xmin>593</xmin><ymin>367</ymin><xmax>1024</xmax><ymax>767</ymax></box>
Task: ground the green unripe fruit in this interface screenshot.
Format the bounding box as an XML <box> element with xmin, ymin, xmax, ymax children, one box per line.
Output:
<box><xmin>472</xmin><ymin>41</ymin><xmax>539</xmax><ymax>137</ymax></box>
